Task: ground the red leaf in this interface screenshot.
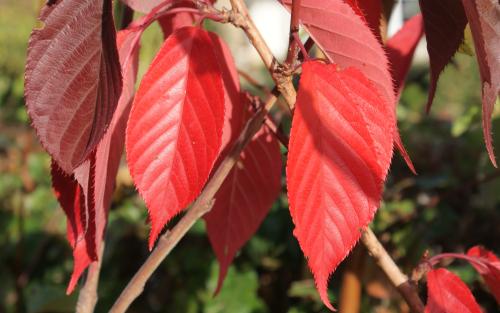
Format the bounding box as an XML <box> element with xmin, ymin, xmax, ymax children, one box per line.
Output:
<box><xmin>126</xmin><ymin>27</ymin><xmax>225</xmax><ymax>249</ymax></box>
<box><xmin>467</xmin><ymin>246</ymin><xmax>500</xmax><ymax>304</ymax></box>
<box><xmin>24</xmin><ymin>0</ymin><xmax>122</xmax><ymax>173</ymax></box>
<box><xmin>205</xmin><ymin>111</ymin><xmax>282</xmax><ymax>295</ymax></box>
<box><xmin>386</xmin><ymin>14</ymin><xmax>424</xmax><ymax>98</ymax></box>
<box><xmin>461</xmin><ymin>0</ymin><xmax>500</xmax><ymax>167</ymax></box>
<box><xmin>419</xmin><ymin>0</ymin><xmax>468</xmax><ymax>112</ymax></box>
<box><xmin>281</xmin><ymin>0</ymin><xmax>414</xmax><ymax>172</ymax></box>
<box><xmin>51</xmin><ymin>28</ymin><xmax>140</xmax><ymax>294</ymax></box>
<box><xmin>425</xmin><ymin>268</ymin><xmax>481</xmax><ymax>313</ymax></box>
<box><xmin>344</xmin><ymin>0</ymin><xmax>382</xmax><ymax>40</ymax></box>
<box><xmin>287</xmin><ymin>61</ymin><xmax>394</xmax><ymax>310</ymax></box>
<box><xmin>51</xmin><ymin>157</ymin><xmax>97</xmax><ymax>294</ymax></box>
<box><xmin>282</xmin><ymin>0</ymin><xmax>394</xmax><ymax>108</ymax></box>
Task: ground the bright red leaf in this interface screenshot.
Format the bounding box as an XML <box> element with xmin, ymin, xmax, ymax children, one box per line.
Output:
<box><xmin>386</xmin><ymin>14</ymin><xmax>424</xmax><ymax>98</ymax></box>
<box><xmin>425</xmin><ymin>268</ymin><xmax>481</xmax><ymax>313</ymax></box>
<box><xmin>126</xmin><ymin>27</ymin><xmax>225</xmax><ymax>249</ymax></box>
<box><xmin>467</xmin><ymin>246</ymin><xmax>500</xmax><ymax>304</ymax></box>
<box><xmin>24</xmin><ymin>0</ymin><xmax>122</xmax><ymax>174</ymax></box>
<box><xmin>461</xmin><ymin>0</ymin><xmax>500</xmax><ymax>167</ymax></box>
<box><xmin>205</xmin><ymin>109</ymin><xmax>282</xmax><ymax>294</ymax></box>
<box><xmin>419</xmin><ymin>0</ymin><xmax>468</xmax><ymax>112</ymax></box>
<box><xmin>287</xmin><ymin>61</ymin><xmax>394</xmax><ymax>310</ymax></box>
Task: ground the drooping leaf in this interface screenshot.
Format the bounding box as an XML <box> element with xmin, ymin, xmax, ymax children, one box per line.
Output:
<box><xmin>281</xmin><ymin>0</ymin><xmax>413</xmax><ymax>172</ymax></box>
<box><xmin>49</xmin><ymin>29</ymin><xmax>141</xmax><ymax>294</ymax></box>
<box><xmin>51</xmin><ymin>157</ymin><xmax>97</xmax><ymax>294</ymax></box>
<box><xmin>425</xmin><ymin>268</ymin><xmax>481</xmax><ymax>313</ymax></box>
<box><xmin>461</xmin><ymin>0</ymin><xmax>500</xmax><ymax>167</ymax></box>
<box><xmin>419</xmin><ymin>0</ymin><xmax>468</xmax><ymax>112</ymax></box>
<box><xmin>386</xmin><ymin>14</ymin><xmax>424</xmax><ymax>97</ymax></box>
<box><xmin>467</xmin><ymin>246</ymin><xmax>500</xmax><ymax>304</ymax></box>
<box><xmin>25</xmin><ymin>0</ymin><xmax>122</xmax><ymax>173</ymax></box>
<box><xmin>287</xmin><ymin>61</ymin><xmax>395</xmax><ymax>310</ymax></box>
<box><xmin>344</xmin><ymin>0</ymin><xmax>382</xmax><ymax>40</ymax></box>
<box><xmin>126</xmin><ymin>27</ymin><xmax>225</xmax><ymax>249</ymax></box>
<box><xmin>205</xmin><ymin>111</ymin><xmax>282</xmax><ymax>295</ymax></box>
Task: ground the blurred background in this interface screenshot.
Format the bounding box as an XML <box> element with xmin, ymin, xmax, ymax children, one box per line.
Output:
<box><xmin>1</xmin><ymin>0</ymin><xmax>499</xmax><ymax>312</ymax></box>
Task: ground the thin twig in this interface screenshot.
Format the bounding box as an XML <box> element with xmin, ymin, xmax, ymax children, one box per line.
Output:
<box><xmin>76</xmin><ymin>243</ymin><xmax>105</xmax><ymax>313</ymax></box>
<box><xmin>109</xmin><ymin>104</ymin><xmax>270</xmax><ymax>313</ymax></box>
<box><xmin>238</xmin><ymin>69</ymin><xmax>272</xmax><ymax>95</ymax></box>
<box><xmin>361</xmin><ymin>228</ymin><xmax>425</xmax><ymax>313</ymax></box>
<box><xmin>285</xmin><ymin>0</ymin><xmax>302</xmax><ymax>66</ymax></box>
<box><xmin>229</xmin><ymin>0</ymin><xmax>297</xmax><ymax>109</ymax></box>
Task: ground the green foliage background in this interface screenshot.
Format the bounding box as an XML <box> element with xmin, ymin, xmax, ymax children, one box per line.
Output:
<box><xmin>0</xmin><ymin>1</ymin><xmax>499</xmax><ymax>312</ymax></box>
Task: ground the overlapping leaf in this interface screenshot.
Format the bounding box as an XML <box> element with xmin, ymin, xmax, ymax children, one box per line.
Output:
<box><xmin>461</xmin><ymin>0</ymin><xmax>500</xmax><ymax>166</ymax></box>
<box><xmin>287</xmin><ymin>61</ymin><xmax>394</xmax><ymax>310</ymax></box>
<box><xmin>282</xmin><ymin>0</ymin><xmax>394</xmax><ymax>107</ymax></box>
<box><xmin>25</xmin><ymin>0</ymin><xmax>122</xmax><ymax>173</ymax></box>
<box><xmin>425</xmin><ymin>268</ymin><xmax>481</xmax><ymax>313</ymax></box>
<box><xmin>51</xmin><ymin>157</ymin><xmax>97</xmax><ymax>294</ymax></box>
<box><xmin>467</xmin><ymin>246</ymin><xmax>500</xmax><ymax>304</ymax></box>
<box><xmin>205</xmin><ymin>110</ymin><xmax>282</xmax><ymax>294</ymax></box>
<box><xmin>281</xmin><ymin>0</ymin><xmax>414</xmax><ymax>171</ymax></box>
<box><xmin>386</xmin><ymin>14</ymin><xmax>424</xmax><ymax>97</ymax></box>
<box><xmin>126</xmin><ymin>27</ymin><xmax>225</xmax><ymax>249</ymax></box>
<box><xmin>50</xmin><ymin>28</ymin><xmax>140</xmax><ymax>294</ymax></box>
<box><xmin>419</xmin><ymin>0</ymin><xmax>468</xmax><ymax>112</ymax></box>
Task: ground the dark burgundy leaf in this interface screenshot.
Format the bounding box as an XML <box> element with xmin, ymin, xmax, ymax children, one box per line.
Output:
<box><xmin>126</xmin><ymin>27</ymin><xmax>225</xmax><ymax>249</ymax></box>
<box><xmin>50</xmin><ymin>28</ymin><xmax>140</xmax><ymax>294</ymax></box>
<box><xmin>461</xmin><ymin>0</ymin><xmax>500</xmax><ymax>166</ymax></box>
<box><xmin>419</xmin><ymin>0</ymin><xmax>468</xmax><ymax>112</ymax></box>
<box><xmin>25</xmin><ymin>0</ymin><xmax>122</xmax><ymax>173</ymax></box>
<box><xmin>287</xmin><ymin>61</ymin><xmax>394</xmax><ymax>309</ymax></box>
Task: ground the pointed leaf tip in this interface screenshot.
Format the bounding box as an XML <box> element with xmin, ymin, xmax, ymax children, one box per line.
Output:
<box><xmin>287</xmin><ymin>61</ymin><xmax>394</xmax><ymax>310</ymax></box>
<box><xmin>126</xmin><ymin>27</ymin><xmax>225</xmax><ymax>248</ymax></box>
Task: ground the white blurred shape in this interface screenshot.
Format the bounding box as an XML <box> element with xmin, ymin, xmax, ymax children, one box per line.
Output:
<box><xmin>249</xmin><ymin>0</ymin><xmax>291</xmax><ymax>61</ymax></box>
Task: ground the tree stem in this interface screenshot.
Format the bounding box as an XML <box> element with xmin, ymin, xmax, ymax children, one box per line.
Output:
<box><xmin>229</xmin><ymin>0</ymin><xmax>297</xmax><ymax>109</ymax></box>
<box><xmin>109</xmin><ymin>106</ymin><xmax>269</xmax><ymax>313</ymax></box>
<box><xmin>76</xmin><ymin>243</ymin><xmax>105</xmax><ymax>313</ymax></box>
<box><xmin>361</xmin><ymin>228</ymin><xmax>425</xmax><ymax>313</ymax></box>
